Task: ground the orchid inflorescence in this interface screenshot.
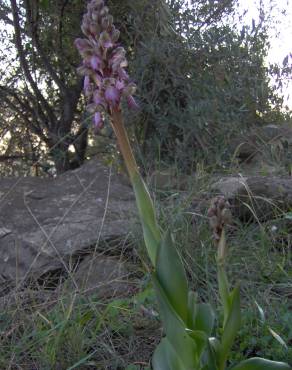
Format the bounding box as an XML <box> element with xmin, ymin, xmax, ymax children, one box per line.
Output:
<box><xmin>75</xmin><ymin>0</ymin><xmax>138</xmax><ymax>132</ymax></box>
<box><xmin>208</xmin><ymin>196</ymin><xmax>232</xmax><ymax>242</ymax></box>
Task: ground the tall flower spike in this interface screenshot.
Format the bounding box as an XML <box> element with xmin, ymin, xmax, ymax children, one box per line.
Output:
<box><xmin>75</xmin><ymin>0</ymin><xmax>138</xmax><ymax>131</ymax></box>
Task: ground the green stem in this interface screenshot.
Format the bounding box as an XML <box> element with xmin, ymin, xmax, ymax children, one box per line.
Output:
<box><xmin>110</xmin><ymin>108</ymin><xmax>161</xmax><ymax>265</ymax></box>
<box><xmin>218</xmin><ymin>264</ymin><xmax>230</xmax><ymax>328</ymax></box>
<box><xmin>111</xmin><ymin>108</ymin><xmax>139</xmax><ymax>181</ymax></box>
<box><xmin>217</xmin><ymin>228</ymin><xmax>230</xmax><ymax>327</ymax></box>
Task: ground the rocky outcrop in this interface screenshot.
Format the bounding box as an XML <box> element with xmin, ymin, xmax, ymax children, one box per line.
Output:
<box><xmin>230</xmin><ymin>124</ymin><xmax>292</xmax><ymax>175</ymax></box>
<box><xmin>212</xmin><ymin>176</ymin><xmax>292</xmax><ymax>221</ymax></box>
<box><xmin>0</xmin><ymin>160</ymin><xmax>136</xmax><ymax>290</ymax></box>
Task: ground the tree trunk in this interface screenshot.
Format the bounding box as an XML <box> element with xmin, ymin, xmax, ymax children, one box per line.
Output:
<box><xmin>50</xmin><ymin>142</ymin><xmax>71</xmax><ymax>175</ymax></box>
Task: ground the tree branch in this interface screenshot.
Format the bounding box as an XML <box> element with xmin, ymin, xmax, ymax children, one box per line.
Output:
<box><xmin>10</xmin><ymin>0</ymin><xmax>57</xmax><ymax>127</ymax></box>
<box><xmin>197</xmin><ymin>0</ymin><xmax>234</xmax><ymax>31</ymax></box>
<box><xmin>0</xmin><ymin>89</ymin><xmax>48</xmax><ymax>142</ymax></box>
<box><xmin>0</xmin><ymin>4</ymin><xmax>14</xmax><ymax>26</ymax></box>
<box><xmin>0</xmin><ymin>154</ymin><xmax>29</xmax><ymax>162</ymax></box>
<box><xmin>23</xmin><ymin>0</ymin><xmax>68</xmax><ymax>96</ymax></box>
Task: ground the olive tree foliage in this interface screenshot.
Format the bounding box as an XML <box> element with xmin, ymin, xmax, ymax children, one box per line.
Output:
<box><xmin>128</xmin><ymin>0</ymin><xmax>288</xmax><ymax>170</ymax></box>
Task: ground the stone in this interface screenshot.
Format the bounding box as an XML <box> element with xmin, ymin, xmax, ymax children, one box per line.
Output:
<box><xmin>211</xmin><ymin>176</ymin><xmax>247</xmax><ymax>198</ymax></box>
<box><xmin>0</xmin><ymin>160</ymin><xmax>136</xmax><ymax>289</ymax></box>
<box><xmin>229</xmin><ymin>123</ymin><xmax>292</xmax><ymax>176</ymax></box>
<box><xmin>148</xmin><ymin>169</ymin><xmax>191</xmax><ymax>190</ymax></box>
<box><xmin>67</xmin><ymin>255</ymin><xmax>133</xmax><ymax>298</ymax></box>
<box><xmin>212</xmin><ymin>175</ymin><xmax>292</xmax><ymax>221</ymax></box>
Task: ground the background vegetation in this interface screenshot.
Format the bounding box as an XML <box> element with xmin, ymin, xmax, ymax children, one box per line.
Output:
<box><xmin>0</xmin><ymin>0</ymin><xmax>291</xmax><ymax>175</ymax></box>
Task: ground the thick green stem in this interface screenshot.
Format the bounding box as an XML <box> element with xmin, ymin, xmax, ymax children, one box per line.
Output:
<box><xmin>110</xmin><ymin>108</ymin><xmax>161</xmax><ymax>265</ymax></box>
<box><xmin>217</xmin><ymin>228</ymin><xmax>230</xmax><ymax>326</ymax></box>
<box><xmin>111</xmin><ymin>108</ymin><xmax>139</xmax><ymax>180</ymax></box>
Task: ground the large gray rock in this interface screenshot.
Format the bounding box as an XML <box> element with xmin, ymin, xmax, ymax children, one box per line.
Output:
<box><xmin>229</xmin><ymin>123</ymin><xmax>292</xmax><ymax>175</ymax></box>
<box><xmin>69</xmin><ymin>255</ymin><xmax>133</xmax><ymax>298</ymax></box>
<box><xmin>0</xmin><ymin>160</ymin><xmax>136</xmax><ymax>286</ymax></box>
<box><xmin>211</xmin><ymin>176</ymin><xmax>247</xmax><ymax>198</ymax></box>
<box><xmin>212</xmin><ymin>175</ymin><xmax>292</xmax><ymax>221</ymax></box>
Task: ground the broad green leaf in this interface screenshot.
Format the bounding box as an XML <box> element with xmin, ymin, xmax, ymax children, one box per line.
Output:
<box><xmin>187</xmin><ymin>291</ymin><xmax>198</xmax><ymax>329</ymax></box>
<box><xmin>194</xmin><ymin>303</ymin><xmax>215</xmax><ymax>336</ymax></box>
<box><xmin>219</xmin><ymin>285</ymin><xmax>241</xmax><ymax>369</ymax></box>
<box><xmin>156</xmin><ymin>231</ymin><xmax>188</xmax><ymax>321</ymax></box>
<box><xmin>141</xmin><ymin>222</ymin><xmax>161</xmax><ymax>267</ymax></box>
<box><xmin>152</xmin><ymin>275</ymin><xmax>198</xmax><ymax>369</ymax></box>
<box><xmin>132</xmin><ymin>173</ymin><xmax>161</xmax><ymax>265</ymax></box>
<box><xmin>209</xmin><ymin>337</ymin><xmax>221</xmax><ymax>356</ymax></box>
<box><xmin>152</xmin><ymin>338</ymin><xmax>185</xmax><ymax>370</ymax></box>
<box><xmin>201</xmin><ymin>338</ymin><xmax>220</xmax><ymax>370</ymax></box>
<box><xmin>230</xmin><ymin>357</ymin><xmax>291</xmax><ymax>370</ymax></box>
<box><xmin>187</xmin><ymin>329</ymin><xmax>208</xmax><ymax>359</ymax></box>
<box><xmin>187</xmin><ymin>292</ymin><xmax>211</xmax><ymax>361</ymax></box>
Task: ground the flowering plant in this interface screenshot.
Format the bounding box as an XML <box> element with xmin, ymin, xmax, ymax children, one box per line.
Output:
<box><xmin>75</xmin><ymin>2</ymin><xmax>291</xmax><ymax>369</ymax></box>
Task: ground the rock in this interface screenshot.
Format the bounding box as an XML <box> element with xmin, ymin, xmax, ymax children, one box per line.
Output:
<box><xmin>229</xmin><ymin>123</ymin><xmax>292</xmax><ymax>175</ymax></box>
<box><xmin>0</xmin><ymin>160</ymin><xmax>136</xmax><ymax>289</ymax></box>
<box><xmin>0</xmin><ymin>256</ymin><xmax>134</xmax><ymax>313</ymax></box>
<box><xmin>211</xmin><ymin>176</ymin><xmax>247</xmax><ymax>198</ymax></box>
<box><xmin>212</xmin><ymin>175</ymin><xmax>292</xmax><ymax>221</ymax></box>
<box><xmin>67</xmin><ymin>255</ymin><xmax>133</xmax><ymax>298</ymax></box>
<box><xmin>148</xmin><ymin>169</ymin><xmax>191</xmax><ymax>190</ymax></box>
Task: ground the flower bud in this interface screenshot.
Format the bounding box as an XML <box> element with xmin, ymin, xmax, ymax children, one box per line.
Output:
<box><xmin>218</xmin><ymin>196</ymin><xmax>226</xmax><ymax>210</ymax></box>
<box><xmin>94</xmin><ymin>111</ymin><xmax>103</xmax><ymax>129</ymax></box>
<box><xmin>111</xmin><ymin>28</ymin><xmax>120</xmax><ymax>43</ymax></box>
<box><xmin>105</xmin><ymin>86</ymin><xmax>120</xmax><ymax>106</ymax></box>
<box><xmin>89</xmin><ymin>21</ymin><xmax>101</xmax><ymax>36</ymax></box>
<box><xmin>88</xmin><ymin>0</ymin><xmax>104</xmax><ymax>12</ymax></box>
<box><xmin>83</xmin><ymin>75</ymin><xmax>90</xmax><ymax>90</ymax></box>
<box><xmin>90</xmin><ymin>55</ymin><xmax>102</xmax><ymax>70</ymax></box>
<box><xmin>84</xmin><ymin>78</ymin><xmax>94</xmax><ymax>97</ymax></box>
<box><xmin>101</xmin><ymin>16</ymin><xmax>110</xmax><ymax>30</ymax></box>
<box><xmin>100</xmin><ymin>6</ymin><xmax>109</xmax><ymax>17</ymax></box>
<box><xmin>207</xmin><ymin>207</ymin><xmax>216</xmax><ymax>217</ymax></box>
<box><xmin>123</xmin><ymin>82</ymin><xmax>137</xmax><ymax>96</ymax></box>
<box><xmin>77</xmin><ymin>65</ymin><xmax>92</xmax><ymax>76</ymax></box>
<box><xmin>222</xmin><ymin>208</ymin><xmax>232</xmax><ymax>224</ymax></box>
<box><xmin>74</xmin><ymin>38</ymin><xmax>92</xmax><ymax>53</ymax></box>
<box><xmin>93</xmin><ymin>90</ymin><xmax>105</xmax><ymax>107</ymax></box>
<box><xmin>209</xmin><ymin>216</ymin><xmax>218</xmax><ymax>230</ymax></box>
<box><xmin>99</xmin><ymin>31</ymin><xmax>113</xmax><ymax>48</ymax></box>
<box><xmin>127</xmin><ymin>95</ymin><xmax>139</xmax><ymax>110</ymax></box>
<box><xmin>86</xmin><ymin>103</ymin><xmax>98</xmax><ymax>113</ymax></box>
<box><xmin>116</xmin><ymin>80</ymin><xmax>125</xmax><ymax>90</ymax></box>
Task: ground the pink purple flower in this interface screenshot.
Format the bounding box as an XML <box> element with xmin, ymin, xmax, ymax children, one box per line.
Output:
<box><xmin>75</xmin><ymin>0</ymin><xmax>138</xmax><ymax>131</ymax></box>
<box><xmin>94</xmin><ymin>112</ymin><xmax>103</xmax><ymax>129</ymax></box>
